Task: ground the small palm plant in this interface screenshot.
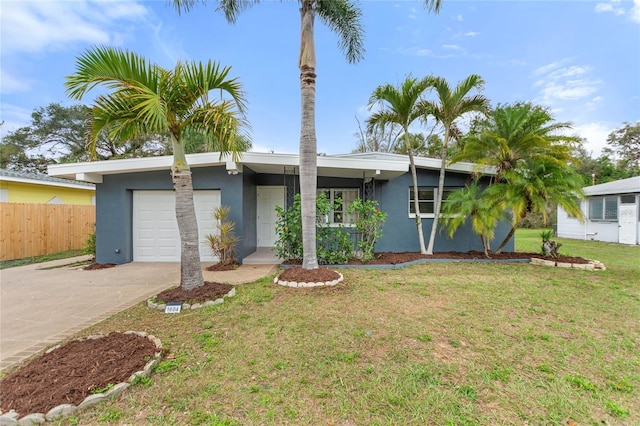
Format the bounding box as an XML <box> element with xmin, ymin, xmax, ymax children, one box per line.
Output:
<box><xmin>540</xmin><ymin>229</ymin><xmax>562</xmax><ymax>258</ymax></box>
<box><xmin>205</xmin><ymin>206</ymin><xmax>238</xmax><ymax>266</ymax></box>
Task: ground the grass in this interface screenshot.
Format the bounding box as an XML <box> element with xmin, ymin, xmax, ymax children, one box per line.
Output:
<box><xmin>52</xmin><ymin>229</ymin><xmax>638</xmax><ymax>425</ymax></box>
<box><xmin>0</xmin><ymin>249</ymin><xmax>86</xmax><ymax>269</ymax></box>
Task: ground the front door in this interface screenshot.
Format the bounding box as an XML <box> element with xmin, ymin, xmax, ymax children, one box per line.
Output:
<box><xmin>257</xmin><ymin>186</ymin><xmax>285</xmax><ymax>247</ymax></box>
<box><xmin>619</xmin><ymin>203</ymin><xmax>637</xmax><ymax>245</ymax></box>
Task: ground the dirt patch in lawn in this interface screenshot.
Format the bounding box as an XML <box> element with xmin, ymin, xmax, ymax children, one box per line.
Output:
<box><xmin>154</xmin><ymin>281</ymin><xmax>235</xmax><ymax>304</ymax></box>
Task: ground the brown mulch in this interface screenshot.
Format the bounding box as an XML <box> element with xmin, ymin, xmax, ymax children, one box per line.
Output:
<box><xmin>154</xmin><ymin>281</ymin><xmax>234</xmax><ymax>304</ymax></box>
<box><xmin>0</xmin><ymin>332</ymin><xmax>158</xmax><ymax>417</ymax></box>
<box><xmin>206</xmin><ymin>262</ymin><xmax>240</xmax><ymax>271</ymax></box>
<box><xmin>83</xmin><ymin>263</ymin><xmax>117</xmax><ymax>270</ymax></box>
<box><xmin>278</xmin><ymin>267</ymin><xmax>341</xmax><ymax>283</ymax></box>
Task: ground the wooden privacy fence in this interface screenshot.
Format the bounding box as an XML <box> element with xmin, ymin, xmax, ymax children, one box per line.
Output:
<box><xmin>0</xmin><ymin>203</ymin><xmax>96</xmax><ymax>261</ymax></box>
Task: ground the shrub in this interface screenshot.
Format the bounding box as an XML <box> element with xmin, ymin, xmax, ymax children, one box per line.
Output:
<box><xmin>347</xmin><ymin>198</ymin><xmax>387</xmax><ymax>262</ymax></box>
<box><xmin>205</xmin><ymin>206</ymin><xmax>238</xmax><ymax>265</ymax></box>
<box><xmin>83</xmin><ymin>228</ymin><xmax>96</xmax><ymax>258</ymax></box>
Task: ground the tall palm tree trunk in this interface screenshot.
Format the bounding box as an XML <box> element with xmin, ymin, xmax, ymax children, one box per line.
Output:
<box><xmin>299</xmin><ymin>1</ymin><xmax>319</xmax><ymax>270</ymax></box>
<box><xmin>172</xmin><ymin>137</ymin><xmax>204</xmax><ymax>290</ymax></box>
<box><xmin>426</xmin><ymin>129</ymin><xmax>450</xmax><ymax>255</ymax></box>
<box><xmin>408</xmin><ymin>146</ymin><xmax>427</xmax><ymax>254</ymax></box>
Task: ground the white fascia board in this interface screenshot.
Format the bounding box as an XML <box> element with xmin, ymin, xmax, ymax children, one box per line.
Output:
<box><xmin>318</xmin><ymin>156</ymin><xmax>408</xmax><ymax>173</ymax></box>
<box><xmin>0</xmin><ymin>175</ymin><xmax>95</xmax><ymax>190</ymax></box>
<box><xmin>584</xmin><ymin>176</ymin><xmax>640</xmax><ymax>196</ymax></box>
<box><xmin>413</xmin><ymin>157</ymin><xmax>496</xmax><ymax>175</ymax></box>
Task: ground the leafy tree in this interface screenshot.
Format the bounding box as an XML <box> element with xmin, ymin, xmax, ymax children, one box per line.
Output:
<box><xmin>174</xmin><ymin>0</ymin><xmax>441</xmax><ymax>270</ymax></box>
<box><xmin>572</xmin><ymin>145</ymin><xmax>631</xmax><ymax>185</ymax></box>
<box><xmin>352</xmin><ymin>115</ymin><xmax>400</xmax><ymax>153</ymax></box>
<box><xmin>424</xmin><ymin>74</ymin><xmax>489</xmax><ymax>255</ymax></box>
<box><xmin>65</xmin><ymin>46</ymin><xmax>248</xmax><ymax>290</ymax></box>
<box><xmin>0</xmin><ymin>103</ymin><xmax>173</xmax><ymax>173</ymax></box>
<box><xmin>367</xmin><ymin>75</ymin><xmax>435</xmax><ymax>254</ymax></box>
<box><xmin>603</xmin><ymin>121</ymin><xmax>640</xmax><ymax>176</ymax></box>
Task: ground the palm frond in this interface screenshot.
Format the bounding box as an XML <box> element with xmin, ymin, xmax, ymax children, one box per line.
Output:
<box><xmin>317</xmin><ymin>0</ymin><xmax>365</xmax><ymax>64</ymax></box>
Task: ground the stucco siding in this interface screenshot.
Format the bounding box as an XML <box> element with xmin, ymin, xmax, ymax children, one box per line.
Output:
<box><xmin>95</xmin><ymin>167</ymin><xmax>244</xmax><ymax>264</ymax></box>
<box><xmin>374</xmin><ymin>170</ymin><xmax>514</xmax><ymax>253</ymax></box>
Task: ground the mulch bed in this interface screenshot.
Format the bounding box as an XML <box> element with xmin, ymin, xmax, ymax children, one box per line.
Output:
<box><xmin>206</xmin><ymin>262</ymin><xmax>240</xmax><ymax>271</ymax></box>
<box><xmin>0</xmin><ymin>332</ymin><xmax>157</xmax><ymax>417</ymax></box>
<box><xmin>83</xmin><ymin>263</ymin><xmax>117</xmax><ymax>270</ymax></box>
<box><xmin>282</xmin><ymin>251</ymin><xmax>591</xmax><ymax>266</ymax></box>
<box><xmin>278</xmin><ymin>267</ymin><xmax>341</xmax><ymax>283</ymax></box>
<box><xmin>154</xmin><ymin>281</ymin><xmax>235</xmax><ymax>304</ymax></box>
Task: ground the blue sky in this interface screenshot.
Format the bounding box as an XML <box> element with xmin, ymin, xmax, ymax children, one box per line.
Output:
<box><xmin>1</xmin><ymin>0</ymin><xmax>639</xmax><ymax>157</ymax></box>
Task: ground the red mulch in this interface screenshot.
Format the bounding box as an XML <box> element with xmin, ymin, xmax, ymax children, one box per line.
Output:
<box><xmin>0</xmin><ymin>332</ymin><xmax>158</xmax><ymax>417</ymax></box>
<box><xmin>154</xmin><ymin>281</ymin><xmax>234</xmax><ymax>304</ymax></box>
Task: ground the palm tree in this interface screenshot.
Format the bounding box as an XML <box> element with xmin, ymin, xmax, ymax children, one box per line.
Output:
<box><xmin>367</xmin><ymin>76</ymin><xmax>435</xmax><ymax>254</ymax></box>
<box><xmin>65</xmin><ymin>46</ymin><xmax>248</xmax><ymax>290</ymax></box>
<box><xmin>173</xmin><ymin>0</ymin><xmax>441</xmax><ymax>269</ymax></box>
<box><xmin>452</xmin><ymin>102</ymin><xmax>584</xmax><ymax>253</ymax></box>
<box><xmin>452</xmin><ymin>102</ymin><xmax>578</xmax><ymax>182</ymax></box>
<box><xmin>492</xmin><ymin>159</ymin><xmax>584</xmax><ymax>253</ymax></box>
<box><xmin>439</xmin><ymin>181</ymin><xmax>507</xmax><ymax>257</ymax></box>
<box><xmin>424</xmin><ymin>75</ymin><xmax>489</xmax><ymax>255</ymax></box>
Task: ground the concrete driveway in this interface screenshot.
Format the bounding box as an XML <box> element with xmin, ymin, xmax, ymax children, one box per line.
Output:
<box><xmin>0</xmin><ymin>257</ymin><xmax>277</xmax><ymax>371</ymax></box>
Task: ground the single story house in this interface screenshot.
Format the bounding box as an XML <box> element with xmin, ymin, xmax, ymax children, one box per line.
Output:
<box><xmin>557</xmin><ymin>175</ymin><xmax>640</xmax><ymax>245</ymax></box>
<box><xmin>0</xmin><ymin>168</ymin><xmax>95</xmax><ymax>205</ymax></box>
<box><xmin>48</xmin><ymin>151</ymin><xmax>514</xmax><ymax>264</ymax></box>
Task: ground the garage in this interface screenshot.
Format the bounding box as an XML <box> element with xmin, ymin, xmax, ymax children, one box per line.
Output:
<box><xmin>133</xmin><ymin>190</ymin><xmax>220</xmax><ymax>262</ymax></box>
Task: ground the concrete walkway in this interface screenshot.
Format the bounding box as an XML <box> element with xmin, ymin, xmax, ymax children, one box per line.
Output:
<box><xmin>0</xmin><ymin>257</ymin><xmax>277</xmax><ymax>371</ymax></box>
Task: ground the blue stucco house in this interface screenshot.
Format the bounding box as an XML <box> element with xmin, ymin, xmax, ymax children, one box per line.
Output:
<box><xmin>48</xmin><ymin>151</ymin><xmax>514</xmax><ymax>264</ymax></box>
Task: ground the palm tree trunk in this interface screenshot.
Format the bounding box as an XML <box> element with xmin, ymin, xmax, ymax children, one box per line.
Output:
<box><xmin>408</xmin><ymin>147</ymin><xmax>427</xmax><ymax>254</ymax></box>
<box><xmin>426</xmin><ymin>128</ymin><xmax>450</xmax><ymax>255</ymax></box>
<box><xmin>495</xmin><ymin>224</ymin><xmax>517</xmax><ymax>254</ymax></box>
<box><xmin>172</xmin><ymin>137</ymin><xmax>204</xmax><ymax>290</ymax></box>
<box><xmin>299</xmin><ymin>1</ymin><xmax>318</xmax><ymax>270</ymax></box>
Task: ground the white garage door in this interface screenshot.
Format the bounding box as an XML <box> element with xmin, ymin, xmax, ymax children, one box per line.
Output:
<box><xmin>133</xmin><ymin>190</ymin><xmax>221</xmax><ymax>262</ymax></box>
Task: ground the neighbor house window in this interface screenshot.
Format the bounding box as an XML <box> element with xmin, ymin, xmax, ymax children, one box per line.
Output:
<box><xmin>589</xmin><ymin>196</ymin><xmax>618</xmax><ymax>220</ymax></box>
<box><xmin>318</xmin><ymin>188</ymin><xmax>359</xmax><ymax>224</ymax></box>
<box><xmin>409</xmin><ymin>187</ymin><xmax>459</xmax><ymax>217</ymax></box>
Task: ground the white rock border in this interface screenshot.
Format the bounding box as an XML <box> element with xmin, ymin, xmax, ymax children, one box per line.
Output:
<box><xmin>0</xmin><ymin>331</ymin><xmax>162</xmax><ymax>425</ymax></box>
<box><xmin>530</xmin><ymin>258</ymin><xmax>606</xmax><ymax>271</ymax></box>
<box><xmin>147</xmin><ymin>286</ymin><xmax>236</xmax><ymax>311</ymax></box>
<box><xmin>274</xmin><ymin>272</ymin><xmax>344</xmax><ymax>288</ymax></box>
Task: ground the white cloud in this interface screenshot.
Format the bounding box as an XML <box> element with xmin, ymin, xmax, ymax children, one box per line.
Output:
<box><xmin>398</xmin><ymin>47</ymin><xmax>433</xmax><ymax>57</ymax></box>
<box><xmin>408</xmin><ymin>7</ymin><xmax>417</xmax><ymax>19</ymax></box>
<box><xmin>442</xmin><ymin>44</ymin><xmax>462</xmax><ymax>50</ymax></box>
<box><xmin>0</xmin><ymin>69</ymin><xmax>32</xmax><ymax>94</ymax></box>
<box><xmin>0</xmin><ymin>0</ymin><xmax>148</xmax><ymax>54</ymax></box>
<box><xmin>455</xmin><ymin>14</ymin><xmax>463</xmax><ymax>22</ymax></box>
<box><xmin>0</xmin><ymin>103</ymin><xmax>33</xmax><ymax>136</ymax></box>
<box><xmin>572</xmin><ymin>122</ymin><xmax>616</xmax><ymax>156</ymax></box>
<box><xmin>533</xmin><ymin>61</ymin><xmax>601</xmax><ymax>105</ymax></box>
<box><xmin>632</xmin><ymin>0</ymin><xmax>640</xmax><ymax>22</ymax></box>
<box><xmin>587</xmin><ymin>96</ymin><xmax>604</xmax><ymax>109</ymax></box>
<box><xmin>595</xmin><ymin>1</ymin><xmax>625</xmax><ymax>16</ymax></box>
<box><xmin>463</xmin><ymin>31</ymin><xmax>480</xmax><ymax>37</ymax></box>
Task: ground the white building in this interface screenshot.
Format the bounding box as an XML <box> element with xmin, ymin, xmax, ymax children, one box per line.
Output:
<box><xmin>557</xmin><ymin>176</ymin><xmax>640</xmax><ymax>245</ymax></box>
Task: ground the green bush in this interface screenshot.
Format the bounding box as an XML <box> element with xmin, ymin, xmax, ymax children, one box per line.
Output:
<box><xmin>275</xmin><ymin>194</ymin><xmax>387</xmax><ymax>264</ymax></box>
<box><xmin>205</xmin><ymin>206</ymin><xmax>238</xmax><ymax>265</ymax></box>
<box><xmin>83</xmin><ymin>229</ymin><xmax>96</xmax><ymax>258</ymax></box>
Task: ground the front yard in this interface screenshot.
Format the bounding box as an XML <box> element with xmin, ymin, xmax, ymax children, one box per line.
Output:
<box><xmin>53</xmin><ymin>230</ymin><xmax>640</xmax><ymax>424</ymax></box>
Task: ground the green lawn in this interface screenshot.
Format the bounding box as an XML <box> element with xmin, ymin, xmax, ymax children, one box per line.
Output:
<box><xmin>56</xmin><ymin>229</ymin><xmax>639</xmax><ymax>425</ymax></box>
<box><xmin>0</xmin><ymin>250</ymin><xmax>86</xmax><ymax>270</ymax></box>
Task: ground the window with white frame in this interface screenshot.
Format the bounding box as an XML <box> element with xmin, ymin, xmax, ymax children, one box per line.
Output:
<box><xmin>409</xmin><ymin>187</ymin><xmax>459</xmax><ymax>217</ymax></box>
<box><xmin>318</xmin><ymin>188</ymin><xmax>359</xmax><ymax>224</ymax></box>
<box><xmin>589</xmin><ymin>196</ymin><xmax>618</xmax><ymax>220</ymax></box>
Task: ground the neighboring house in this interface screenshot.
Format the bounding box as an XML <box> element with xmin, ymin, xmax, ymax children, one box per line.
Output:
<box><xmin>48</xmin><ymin>151</ymin><xmax>514</xmax><ymax>264</ymax></box>
<box><xmin>0</xmin><ymin>169</ymin><xmax>95</xmax><ymax>205</ymax></box>
<box><xmin>557</xmin><ymin>176</ymin><xmax>640</xmax><ymax>245</ymax></box>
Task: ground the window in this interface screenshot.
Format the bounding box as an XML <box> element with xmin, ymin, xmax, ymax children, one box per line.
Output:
<box><xmin>409</xmin><ymin>187</ymin><xmax>459</xmax><ymax>217</ymax></box>
<box><xmin>589</xmin><ymin>196</ymin><xmax>618</xmax><ymax>220</ymax></box>
<box><xmin>318</xmin><ymin>188</ymin><xmax>359</xmax><ymax>224</ymax></box>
